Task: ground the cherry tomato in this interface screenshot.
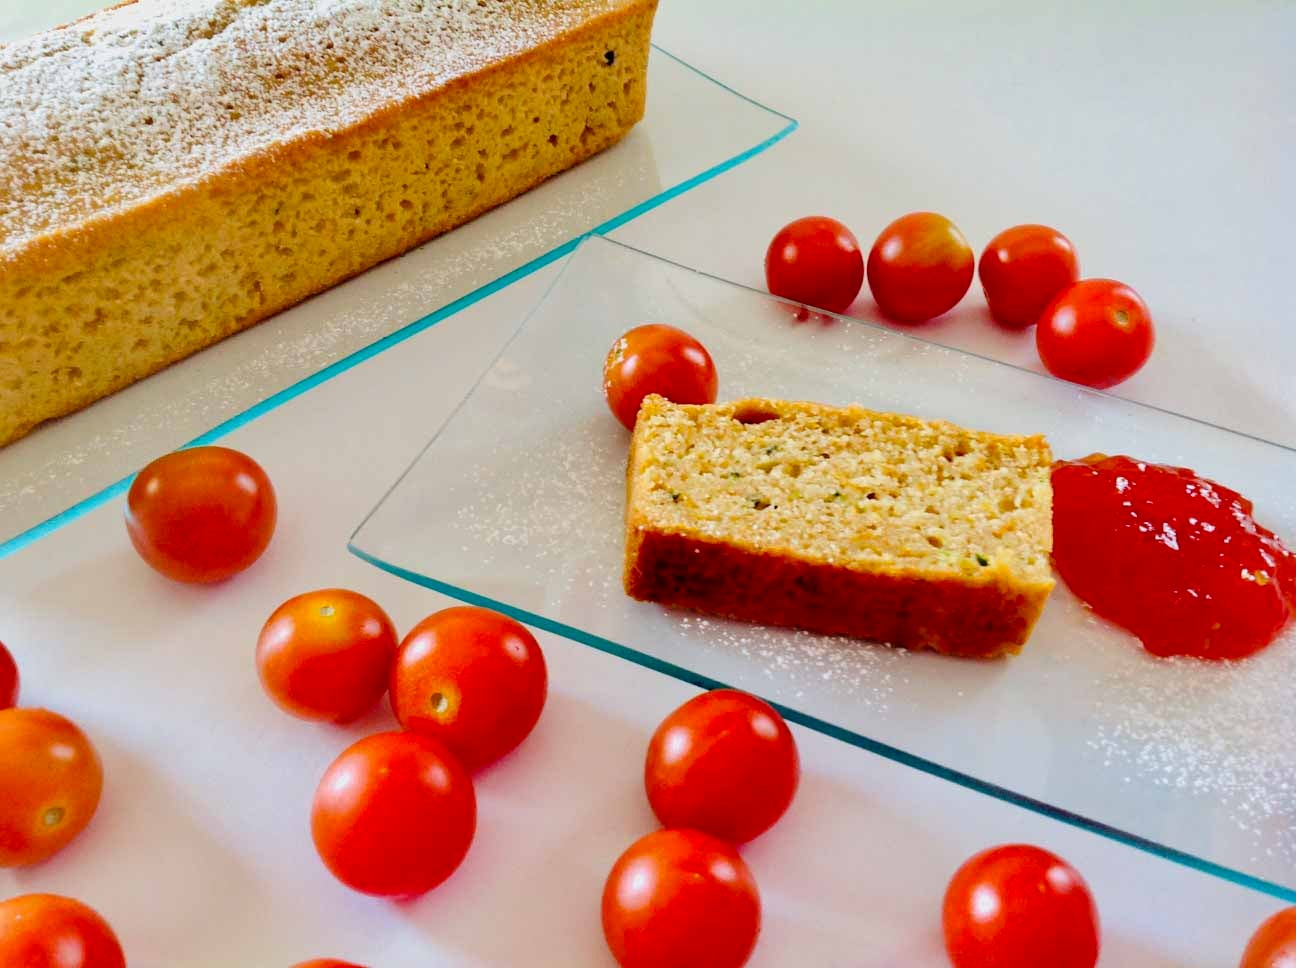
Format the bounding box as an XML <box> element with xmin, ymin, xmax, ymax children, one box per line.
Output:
<box><xmin>602</xmin><ymin>829</ymin><xmax>760</xmax><ymax>968</ymax></box>
<box><xmin>0</xmin><ymin>708</ymin><xmax>104</xmax><ymax>867</ymax></box>
<box><xmin>764</xmin><ymin>216</ymin><xmax>865</xmax><ymax>314</ymax></box>
<box><xmin>311</xmin><ymin>731</ymin><xmax>475</xmax><ymax>897</ymax></box>
<box><xmin>943</xmin><ymin>844</ymin><xmax>1099</xmax><ymax>968</ymax></box>
<box><xmin>291</xmin><ymin>961</ymin><xmax>367</xmax><ymax>968</ymax></box>
<box><xmin>126</xmin><ymin>445</ymin><xmax>277</xmax><ymax>583</ymax></box>
<box><xmin>603</xmin><ymin>324</ymin><xmax>718</xmax><ymax>431</ymax></box>
<box><xmin>1036</xmin><ymin>279</ymin><xmax>1155</xmax><ymax>388</ymax></box>
<box><xmin>0</xmin><ymin>641</ymin><xmax>17</xmax><ymax>710</ymax></box>
<box><xmin>644</xmin><ymin>689</ymin><xmax>799</xmax><ymax>844</ymax></box>
<box><xmin>0</xmin><ymin>894</ymin><xmax>125</xmax><ymax>968</ymax></box>
<box><xmin>1240</xmin><ymin>907</ymin><xmax>1296</xmax><ymax>968</ymax></box>
<box><xmin>978</xmin><ymin>224</ymin><xmax>1080</xmax><ymax>328</ymax></box>
<box><xmin>866</xmin><ymin>211</ymin><xmax>975</xmax><ymax>323</ymax></box>
<box><xmin>256</xmin><ymin>589</ymin><xmax>398</xmax><ymax>724</ymax></box>
<box><xmin>391</xmin><ymin>606</ymin><xmax>547</xmax><ymax>771</ymax></box>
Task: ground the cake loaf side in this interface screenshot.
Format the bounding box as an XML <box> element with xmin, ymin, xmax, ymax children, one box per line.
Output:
<box><xmin>0</xmin><ymin>0</ymin><xmax>657</xmax><ymax>446</ymax></box>
<box><xmin>623</xmin><ymin>396</ymin><xmax>1056</xmax><ymax>658</ymax></box>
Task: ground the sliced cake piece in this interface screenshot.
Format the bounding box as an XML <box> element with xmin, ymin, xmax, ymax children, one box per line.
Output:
<box><xmin>623</xmin><ymin>396</ymin><xmax>1055</xmax><ymax>658</ymax></box>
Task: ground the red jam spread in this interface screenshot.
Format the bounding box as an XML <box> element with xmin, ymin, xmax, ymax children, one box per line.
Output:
<box><xmin>1051</xmin><ymin>454</ymin><xmax>1296</xmax><ymax>659</ymax></box>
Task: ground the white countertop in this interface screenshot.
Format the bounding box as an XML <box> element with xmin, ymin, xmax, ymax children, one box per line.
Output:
<box><xmin>1</xmin><ymin>2</ymin><xmax>1293</xmax><ymax>965</ymax></box>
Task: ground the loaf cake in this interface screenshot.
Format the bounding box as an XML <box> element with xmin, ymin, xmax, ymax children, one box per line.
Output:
<box><xmin>624</xmin><ymin>396</ymin><xmax>1056</xmax><ymax>658</ymax></box>
<box><xmin>0</xmin><ymin>0</ymin><xmax>657</xmax><ymax>446</ymax></box>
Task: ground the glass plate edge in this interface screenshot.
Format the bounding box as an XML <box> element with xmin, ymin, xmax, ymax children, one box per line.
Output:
<box><xmin>348</xmin><ymin>232</ymin><xmax>1296</xmax><ymax>905</ymax></box>
<box><xmin>0</xmin><ymin>46</ymin><xmax>797</xmax><ymax>562</ymax></box>
<box><xmin>348</xmin><ymin>544</ymin><xmax>1296</xmax><ymax>905</ymax></box>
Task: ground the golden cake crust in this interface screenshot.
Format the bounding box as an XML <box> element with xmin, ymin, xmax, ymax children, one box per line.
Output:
<box><xmin>624</xmin><ymin>396</ymin><xmax>1056</xmax><ymax>658</ymax></box>
<box><xmin>0</xmin><ymin>0</ymin><xmax>658</xmax><ymax>445</ymax></box>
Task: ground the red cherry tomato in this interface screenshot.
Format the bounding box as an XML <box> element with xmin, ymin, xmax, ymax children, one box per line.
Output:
<box><xmin>644</xmin><ymin>689</ymin><xmax>799</xmax><ymax>844</ymax></box>
<box><xmin>0</xmin><ymin>894</ymin><xmax>125</xmax><ymax>968</ymax></box>
<box><xmin>1240</xmin><ymin>907</ymin><xmax>1296</xmax><ymax>968</ymax></box>
<box><xmin>291</xmin><ymin>961</ymin><xmax>368</xmax><ymax>968</ymax></box>
<box><xmin>0</xmin><ymin>708</ymin><xmax>104</xmax><ymax>867</ymax></box>
<box><xmin>256</xmin><ymin>589</ymin><xmax>398</xmax><ymax>724</ymax></box>
<box><xmin>126</xmin><ymin>445</ymin><xmax>277</xmax><ymax>583</ymax></box>
<box><xmin>0</xmin><ymin>641</ymin><xmax>17</xmax><ymax>709</ymax></box>
<box><xmin>764</xmin><ymin>215</ymin><xmax>865</xmax><ymax>314</ymax></box>
<box><xmin>943</xmin><ymin>844</ymin><xmax>1100</xmax><ymax>968</ymax></box>
<box><xmin>391</xmin><ymin>606</ymin><xmax>547</xmax><ymax>771</ymax></box>
<box><xmin>1036</xmin><ymin>279</ymin><xmax>1155</xmax><ymax>388</ymax></box>
<box><xmin>602</xmin><ymin>828</ymin><xmax>761</xmax><ymax>968</ymax></box>
<box><xmin>311</xmin><ymin>731</ymin><xmax>475</xmax><ymax>897</ymax></box>
<box><xmin>603</xmin><ymin>324</ymin><xmax>718</xmax><ymax>431</ymax></box>
<box><xmin>866</xmin><ymin>211</ymin><xmax>975</xmax><ymax>323</ymax></box>
<box><xmin>978</xmin><ymin>224</ymin><xmax>1080</xmax><ymax>328</ymax></box>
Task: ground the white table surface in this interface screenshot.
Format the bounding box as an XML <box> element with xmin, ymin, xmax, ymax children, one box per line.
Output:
<box><xmin>2</xmin><ymin>2</ymin><xmax>1294</xmax><ymax>965</ymax></box>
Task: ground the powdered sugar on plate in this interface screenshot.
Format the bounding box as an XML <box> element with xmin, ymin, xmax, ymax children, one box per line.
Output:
<box><xmin>1086</xmin><ymin>631</ymin><xmax>1296</xmax><ymax>863</ymax></box>
<box><xmin>673</xmin><ymin>613</ymin><xmax>905</xmax><ymax>710</ymax></box>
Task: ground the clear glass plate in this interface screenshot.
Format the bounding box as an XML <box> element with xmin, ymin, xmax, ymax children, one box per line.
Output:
<box><xmin>0</xmin><ymin>46</ymin><xmax>794</xmax><ymax>547</ymax></box>
<box><xmin>351</xmin><ymin>235</ymin><xmax>1296</xmax><ymax>902</ymax></box>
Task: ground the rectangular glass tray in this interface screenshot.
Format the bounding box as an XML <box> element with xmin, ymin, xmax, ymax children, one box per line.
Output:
<box><xmin>351</xmin><ymin>235</ymin><xmax>1296</xmax><ymax>901</ymax></box>
<box><xmin>0</xmin><ymin>45</ymin><xmax>794</xmax><ymax>547</ymax></box>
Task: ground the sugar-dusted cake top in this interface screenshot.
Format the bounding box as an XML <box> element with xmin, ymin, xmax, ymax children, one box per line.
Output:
<box><xmin>0</xmin><ymin>0</ymin><xmax>641</xmax><ymax>251</ymax></box>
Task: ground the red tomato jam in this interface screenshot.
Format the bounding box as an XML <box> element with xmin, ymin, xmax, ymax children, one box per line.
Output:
<box><xmin>1051</xmin><ymin>455</ymin><xmax>1296</xmax><ymax>659</ymax></box>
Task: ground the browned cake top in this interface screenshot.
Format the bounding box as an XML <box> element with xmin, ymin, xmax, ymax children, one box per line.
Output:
<box><xmin>0</xmin><ymin>0</ymin><xmax>641</xmax><ymax>253</ymax></box>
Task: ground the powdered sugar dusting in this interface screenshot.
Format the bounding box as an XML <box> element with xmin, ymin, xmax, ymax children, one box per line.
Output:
<box><xmin>1087</xmin><ymin>632</ymin><xmax>1296</xmax><ymax>862</ymax></box>
<box><xmin>674</xmin><ymin>614</ymin><xmax>904</xmax><ymax>709</ymax></box>
<box><xmin>0</xmin><ymin>0</ymin><xmax>636</xmax><ymax>250</ymax></box>
<box><xmin>456</xmin><ymin>424</ymin><xmax>624</xmax><ymax>578</ymax></box>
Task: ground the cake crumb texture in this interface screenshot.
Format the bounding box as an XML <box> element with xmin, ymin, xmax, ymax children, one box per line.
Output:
<box><xmin>624</xmin><ymin>396</ymin><xmax>1056</xmax><ymax>658</ymax></box>
<box><xmin>0</xmin><ymin>0</ymin><xmax>656</xmax><ymax>445</ymax></box>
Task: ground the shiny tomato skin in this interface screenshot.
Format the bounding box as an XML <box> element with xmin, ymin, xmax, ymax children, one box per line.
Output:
<box><xmin>867</xmin><ymin>212</ymin><xmax>975</xmax><ymax>323</ymax></box>
<box><xmin>0</xmin><ymin>641</ymin><xmax>16</xmax><ymax>709</ymax></box>
<box><xmin>1036</xmin><ymin>279</ymin><xmax>1155</xmax><ymax>388</ymax></box>
<box><xmin>125</xmin><ymin>446</ymin><xmax>277</xmax><ymax>583</ymax></box>
<box><xmin>1240</xmin><ymin>907</ymin><xmax>1296</xmax><ymax>968</ymax></box>
<box><xmin>0</xmin><ymin>708</ymin><xmax>104</xmax><ymax>868</ymax></box>
<box><xmin>603</xmin><ymin>325</ymin><xmax>718</xmax><ymax>431</ymax></box>
<box><xmin>311</xmin><ymin>731</ymin><xmax>475</xmax><ymax>898</ymax></box>
<box><xmin>978</xmin><ymin>224</ymin><xmax>1080</xmax><ymax>328</ymax></box>
<box><xmin>291</xmin><ymin>961</ymin><xmax>368</xmax><ymax>968</ymax></box>
<box><xmin>602</xmin><ymin>829</ymin><xmax>761</xmax><ymax>968</ymax></box>
<box><xmin>644</xmin><ymin>690</ymin><xmax>799</xmax><ymax>844</ymax></box>
<box><xmin>0</xmin><ymin>893</ymin><xmax>125</xmax><ymax>968</ymax></box>
<box><xmin>391</xmin><ymin>607</ymin><xmax>547</xmax><ymax>771</ymax></box>
<box><xmin>943</xmin><ymin>844</ymin><xmax>1099</xmax><ymax>968</ymax></box>
<box><xmin>256</xmin><ymin>589</ymin><xmax>399</xmax><ymax>724</ymax></box>
<box><xmin>764</xmin><ymin>216</ymin><xmax>865</xmax><ymax>314</ymax></box>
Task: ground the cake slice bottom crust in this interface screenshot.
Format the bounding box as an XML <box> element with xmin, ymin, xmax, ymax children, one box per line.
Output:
<box><xmin>625</xmin><ymin>527</ymin><xmax>1050</xmax><ymax>658</ymax></box>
